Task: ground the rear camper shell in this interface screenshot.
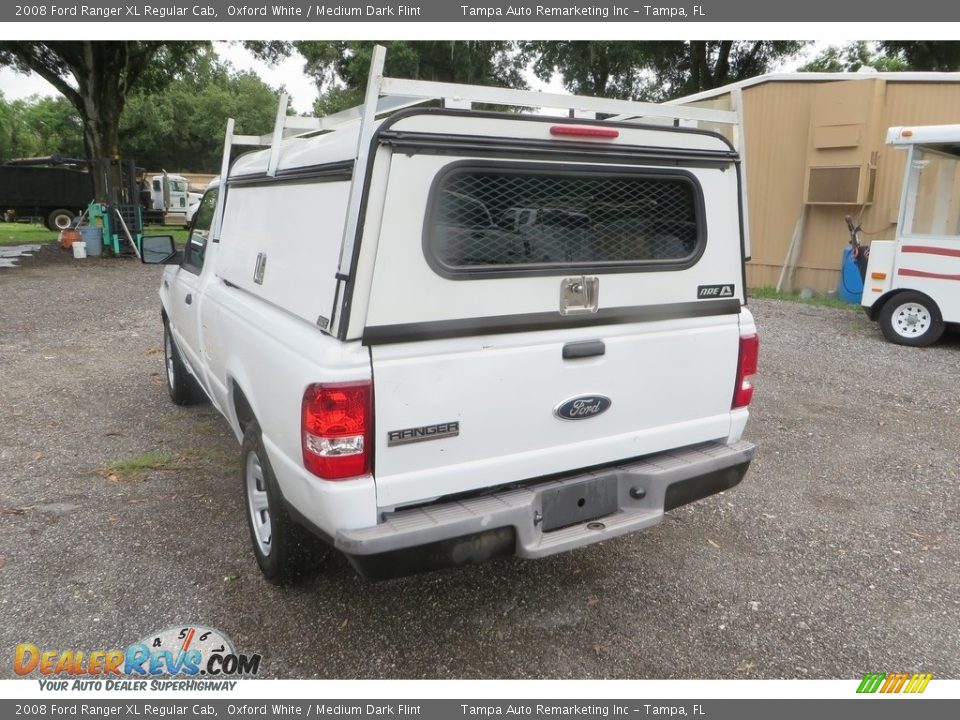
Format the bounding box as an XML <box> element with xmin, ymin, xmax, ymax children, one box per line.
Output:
<box><xmin>150</xmin><ymin>46</ymin><xmax>758</xmax><ymax>581</ymax></box>
<box><xmin>213</xmin><ymin>48</ymin><xmax>752</xmax><ymax>341</ymax></box>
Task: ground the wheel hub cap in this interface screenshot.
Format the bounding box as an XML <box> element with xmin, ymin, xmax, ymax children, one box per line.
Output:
<box><xmin>245</xmin><ymin>452</ymin><xmax>272</xmax><ymax>556</ymax></box>
<box><xmin>164</xmin><ymin>333</ymin><xmax>175</xmax><ymax>388</ymax></box>
<box><xmin>892</xmin><ymin>303</ymin><xmax>930</xmax><ymax>337</ymax></box>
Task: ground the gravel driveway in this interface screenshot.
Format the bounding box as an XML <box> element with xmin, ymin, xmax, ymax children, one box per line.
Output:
<box><xmin>1</xmin><ymin>246</ymin><xmax>958</xmax><ymax>679</ymax></box>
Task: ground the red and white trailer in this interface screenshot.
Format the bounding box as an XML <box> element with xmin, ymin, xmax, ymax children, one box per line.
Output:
<box><xmin>862</xmin><ymin>125</ymin><xmax>960</xmax><ymax>346</ymax></box>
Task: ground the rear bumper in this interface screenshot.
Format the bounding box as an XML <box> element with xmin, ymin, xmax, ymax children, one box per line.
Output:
<box><xmin>336</xmin><ymin>440</ymin><xmax>755</xmax><ymax>577</ymax></box>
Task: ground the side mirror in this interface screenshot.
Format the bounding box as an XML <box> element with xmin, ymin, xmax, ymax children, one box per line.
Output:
<box><xmin>141</xmin><ymin>235</ymin><xmax>181</xmax><ymax>265</ymax></box>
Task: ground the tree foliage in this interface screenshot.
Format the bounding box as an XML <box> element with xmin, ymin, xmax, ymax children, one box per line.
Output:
<box><xmin>0</xmin><ymin>92</ymin><xmax>84</xmax><ymax>162</ymax></box>
<box><xmin>291</xmin><ymin>41</ymin><xmax>527</xmax><ymax>114</ymax></box>
<box><xmin>120</xmin><ymin>51</ymin><xmax>280</xmax><ymax>173</ymax></box>
<box><xmin>877</xmin><ymin>41</ymin><xmax>960</xmax><ymax>71</ymax></box>
<box><xmin>527</xmin><ymin>41</ymin><xmax>809</xmax><ymax>102</ymax></box>
<box><xmin>0</xmin><ymin>41</ymin><xmax>207</xmax><ymax>197</ymax></box>
<box><xmin>800</xmin><ymin>41</ymin><xmax>960</xmax><ymax>73</ymax></box>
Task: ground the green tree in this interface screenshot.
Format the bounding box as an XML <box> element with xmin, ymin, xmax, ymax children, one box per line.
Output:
<box><xmin>876</xmin><ymin>41</ymin><xmax>960</xmax><ymax>71</ymax></box>
<box><xmin>120</xmin><ymin>54</ymin><xmax>280</xmax><ymax>173</ymax></box>
<box><xmin>289</xmin><ymin>41</ymin><xmax>527</xmax><ymax>114</ymax></box>
<box><xmin>526</xmin><ymin>41</ymin><xmax>655</xmax><ymax>99</ymax></box>
<box><xmin>800</xmin><ymin>42</ymin><xmax>906</xmax><ymax>72</ymax></box>
<box><xmin>528</xmin><ymin>41</ymin><xmax>809</xmax><ymax>102</ymax></box>
<box><xmin>0</xmin><ymin>41</ymin><xmax>208</xmax><ymax>197</ymax></box>
<box><xmin>800</xmin><ymin>41</ymin><xmax>960</xmax><ymax>73</ymax></box>
<box><xmin>0</xmin><ymin>93</ymin><xmax>84</xmax><ymax>162</ymax></box>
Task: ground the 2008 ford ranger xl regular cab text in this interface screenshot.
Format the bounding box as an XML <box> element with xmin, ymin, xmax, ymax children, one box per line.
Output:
<box><xmin>141</xmin><ymin>48</ymin><xmax>758</xmax><ymax>582</ymax></box>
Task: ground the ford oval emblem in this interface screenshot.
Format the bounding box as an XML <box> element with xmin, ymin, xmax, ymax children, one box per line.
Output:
<box><xmin>554</xmin><ymin>394</ymin><xmax>612</xmax><ymax>421</ymax></box>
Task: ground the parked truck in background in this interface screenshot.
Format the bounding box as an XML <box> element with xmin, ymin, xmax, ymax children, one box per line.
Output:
<box><xmin>0</xmin><ymin>158</ymin><xmax>93</xmax><ymax>230</ymax></box>
<box><xmin>143</xmin><ymin>171</ymin><xmax>204</xmax><ymax>227</ymax></box>
<box><xmin>0</xmin><ymin>157</ymin><xmax>205</xmax><ymax>230</ymax></box>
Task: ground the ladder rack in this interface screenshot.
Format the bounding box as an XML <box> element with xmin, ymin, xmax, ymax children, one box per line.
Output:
<box><xmin>212</xmin><ymin>45</ymin><xmax>748</xmax><ymax>331</ymax></box>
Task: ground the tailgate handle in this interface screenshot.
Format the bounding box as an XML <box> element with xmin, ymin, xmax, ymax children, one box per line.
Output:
<box><xmin>562</xmin><ymin>340</ymin><xmax>605</xmax><ymax>359</ymax></box>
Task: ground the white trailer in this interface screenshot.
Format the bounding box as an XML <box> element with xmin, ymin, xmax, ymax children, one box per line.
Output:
<box><xmin>861</xmin><ymin>125</ymin><xmax>960</xmax><ymax>346</ymax></box>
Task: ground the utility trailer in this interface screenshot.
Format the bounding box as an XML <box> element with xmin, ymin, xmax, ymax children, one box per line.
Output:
<box><xmin>861</xmin><ymin>125</ymin><xmax>960</xmax><ymax>346</ymax></box>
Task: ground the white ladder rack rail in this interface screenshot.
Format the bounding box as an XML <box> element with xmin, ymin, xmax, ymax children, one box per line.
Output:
<box><xmin>213</xmin><ymin>45</ymin><xmax>747</xmax><ymax>330</ymax></box>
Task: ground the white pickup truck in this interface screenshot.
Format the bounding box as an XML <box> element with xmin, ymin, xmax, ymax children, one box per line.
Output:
<box><xmin>141</xmin><ymin>49</ymin><xmax>758</xmax><ymax>582</ymax></box>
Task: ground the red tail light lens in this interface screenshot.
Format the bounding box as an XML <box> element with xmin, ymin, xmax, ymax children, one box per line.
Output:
<box><xmin>732</xmin><ymin>334</ymin><xmax>759</xmax><ymax>409</ymax></box>
<box><xmin>301</xmin><ymin>382</ymin><xmax>372</xmax><ymax>480</ymax></box>
<box><xmin>549</xmin><ymin>125</ymin><xmax>620</xmax><ymax>139</ymax></box>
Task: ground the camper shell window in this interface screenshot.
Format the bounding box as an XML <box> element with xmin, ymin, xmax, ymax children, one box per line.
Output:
<box><xmin>424</xmin><ymin>162</ymin><xmax>705</xmax><ymax>278</ymax></box>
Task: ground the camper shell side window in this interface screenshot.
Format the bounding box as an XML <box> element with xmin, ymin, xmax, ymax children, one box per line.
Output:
<box><xmin>423</xmin><ymin>161</ymin><xmax>707</xmax><ymax>279</ymax></box>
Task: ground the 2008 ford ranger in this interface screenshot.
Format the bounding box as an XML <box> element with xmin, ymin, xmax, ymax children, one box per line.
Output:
<box><xmin>142</xmin><ymin>47</ymin><xmax>758</xmax><ymax>582</ymax></box>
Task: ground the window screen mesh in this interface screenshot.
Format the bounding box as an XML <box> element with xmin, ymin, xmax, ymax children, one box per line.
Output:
<box><xmin>427</xmin><ymin>168</ymin><xmax>701</xmax><ymax>271</ymax></box>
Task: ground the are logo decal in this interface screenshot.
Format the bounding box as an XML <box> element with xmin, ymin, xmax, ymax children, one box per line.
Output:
<box><xmin>697</xmin><ymin>284</ymin><xmax>735</xmax><ymax>299</ymax></box>
<box><xmin>554</xmin><ymin>395</ymin><xmax>612</xmax><ymax>421</ymax></box>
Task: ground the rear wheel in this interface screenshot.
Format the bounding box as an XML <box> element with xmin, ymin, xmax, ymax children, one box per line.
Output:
<box><xmin>47</xmin><ymin>208</ymin><xmax>75</xmax><ymax>232</ymax></box>
<box><xmin>879</xmin><ymin>292</ymin><xmax>944</xmax><ymax>347</ymax></box>
<box><xmin>242</xmin><ymin>421</ymin><xmax>311</xmax><ymax>585</ymax></box>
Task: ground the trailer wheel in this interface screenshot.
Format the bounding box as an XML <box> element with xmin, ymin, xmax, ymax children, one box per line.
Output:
<box><xmin>879</xmin><ymin>292</ymin><xmax>945</xmax><ymax>347</ymax></box>
<box><xmin>47</xmin><ymin>208</ymin><xmax>75</xmax><ymax>232</ymax></box>
<box><xmin>242</xmin><ymin>420</ymin><xmax>313</xmax><ymax>585</ymax></box>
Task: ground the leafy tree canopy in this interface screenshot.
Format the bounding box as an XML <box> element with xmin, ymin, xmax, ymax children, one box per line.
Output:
<box><xmin>0</xmin><ymin>41</ymin><xmax>208</xmax><ymax>196</ymax></box>
<box><xmin>288</xmin><ymin>41</ymin><xmax>527</xmax><ymax>114</ymax></box>
<box><xmin>800</xmin><ymin>41</ymin><xmax>960</xmax><ymax>73</ymax></box>
<box><xmin>527</xmin><ymin>41</ymin><xmax>809</xmax><ymax>102</ymax></box>
<box><xmin>120</xmin><ymin>49</ymin><xmax>280</xmax><ymax>173</ymax></box>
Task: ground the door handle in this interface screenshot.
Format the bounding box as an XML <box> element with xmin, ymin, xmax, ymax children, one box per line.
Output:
<box><xmin>185</xmin><ymin>293</ymin><xmax>192</xmax><ymax>305</ymax></box>
<box><xmin>562</xmin><ymin>340</ymin><xmax>605</xmax><ymax>359</ymax></box>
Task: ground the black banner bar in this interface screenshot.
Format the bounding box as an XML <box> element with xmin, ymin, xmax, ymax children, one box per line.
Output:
<box><xmin>3</xmin><ymin>1</ymin><xmax>960</xmax><ymax>23</ymax></box>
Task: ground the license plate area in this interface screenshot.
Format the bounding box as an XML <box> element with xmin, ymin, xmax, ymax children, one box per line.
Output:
<box><xmin>540</xmin><ymin>475</ymin><xmax>618</xmax><ymax>532</ymax></box>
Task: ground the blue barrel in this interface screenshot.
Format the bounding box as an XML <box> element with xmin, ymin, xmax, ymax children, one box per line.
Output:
<box><xmin>79</xmin><ymin>226</ymin><xmax>103</xmax><ymax>257</ymax></box>
<box><xmin>837</xmin><ymin>246</ymin><xmax>864</xmax><ymax>304</ymax></box>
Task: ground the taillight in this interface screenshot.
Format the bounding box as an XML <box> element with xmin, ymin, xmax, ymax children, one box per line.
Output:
<box><xmin>549</xmin><ymin>125</ymin><xmax>620</xmax><ymax>139</ymax></box>
<box><xmin>301</xmin><ymin>382</ymin><xmax>372</xmax><ymax>480</ymax></box>
<box><xmin>732</xmin><ymin>334</ymin><xmax>759</xmax><ymax>409</ymax></box>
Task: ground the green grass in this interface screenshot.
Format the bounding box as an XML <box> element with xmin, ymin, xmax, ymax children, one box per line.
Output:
<box><xmin>105</xmin><ymin>452</ymin><xmax>176</xmax><ymax>479</ymax></box>
<box><xmin>0</xmin><ymin>222</ymin><xmax>57</xmax><ymax>246</ymax></box>
<box><xmin>750</xmin><ymin>287</ymin><xmax>861</xmax><ymax>311</ymax></box>
<box><xmin>0</xmin><ymin>221</ymin><xmax>188</xmax><ymax>247</ymax></box>
<box><xmin>147</xmin><ymin>227</ymin><xmax>189</xmax><ymax>246</ymax></box>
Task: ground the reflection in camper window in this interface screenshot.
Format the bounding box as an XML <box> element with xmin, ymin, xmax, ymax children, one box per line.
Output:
<box><xmin>427</xmin><ymin>166</ymin><xmax>703</xmax><ymax>272</ymax></box>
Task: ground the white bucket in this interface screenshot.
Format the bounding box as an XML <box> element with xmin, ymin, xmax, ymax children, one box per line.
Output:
<box><xmin>72</xmin><ymin>241</ymin><xmax>87</xmax><ymax>259</ymax></box>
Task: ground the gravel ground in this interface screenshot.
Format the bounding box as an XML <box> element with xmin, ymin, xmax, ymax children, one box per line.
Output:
<box><xmin>1</xmin><ymin>244</ymin><xmax>958</xmax><ymax>679</ymax></box>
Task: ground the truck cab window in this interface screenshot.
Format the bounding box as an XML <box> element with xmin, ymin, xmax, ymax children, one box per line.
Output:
<box><xmin>182</xmin><ymin>188</ymin><xmax>218</xmax><ymax>274</ymax></box>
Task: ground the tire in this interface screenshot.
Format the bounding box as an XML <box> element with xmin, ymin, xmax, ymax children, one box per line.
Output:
<box><xmin>242</xmin><ymin>421</ymin><xmax>311</xmax><ymax>585</ymax></box>
<box><xmin>163</xmin><ymin>321</ymin><xmax>204</xmax><ymax>405</ymax></box>
<box><xmin>879</xmin><ymin>292</ymin><xmax>945</xmax><ymax>347</ymax></box>
<box><xmin>47</xmin><ymin>208</ymin><xmax>75</xmax><ymax>232</ymax></box>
